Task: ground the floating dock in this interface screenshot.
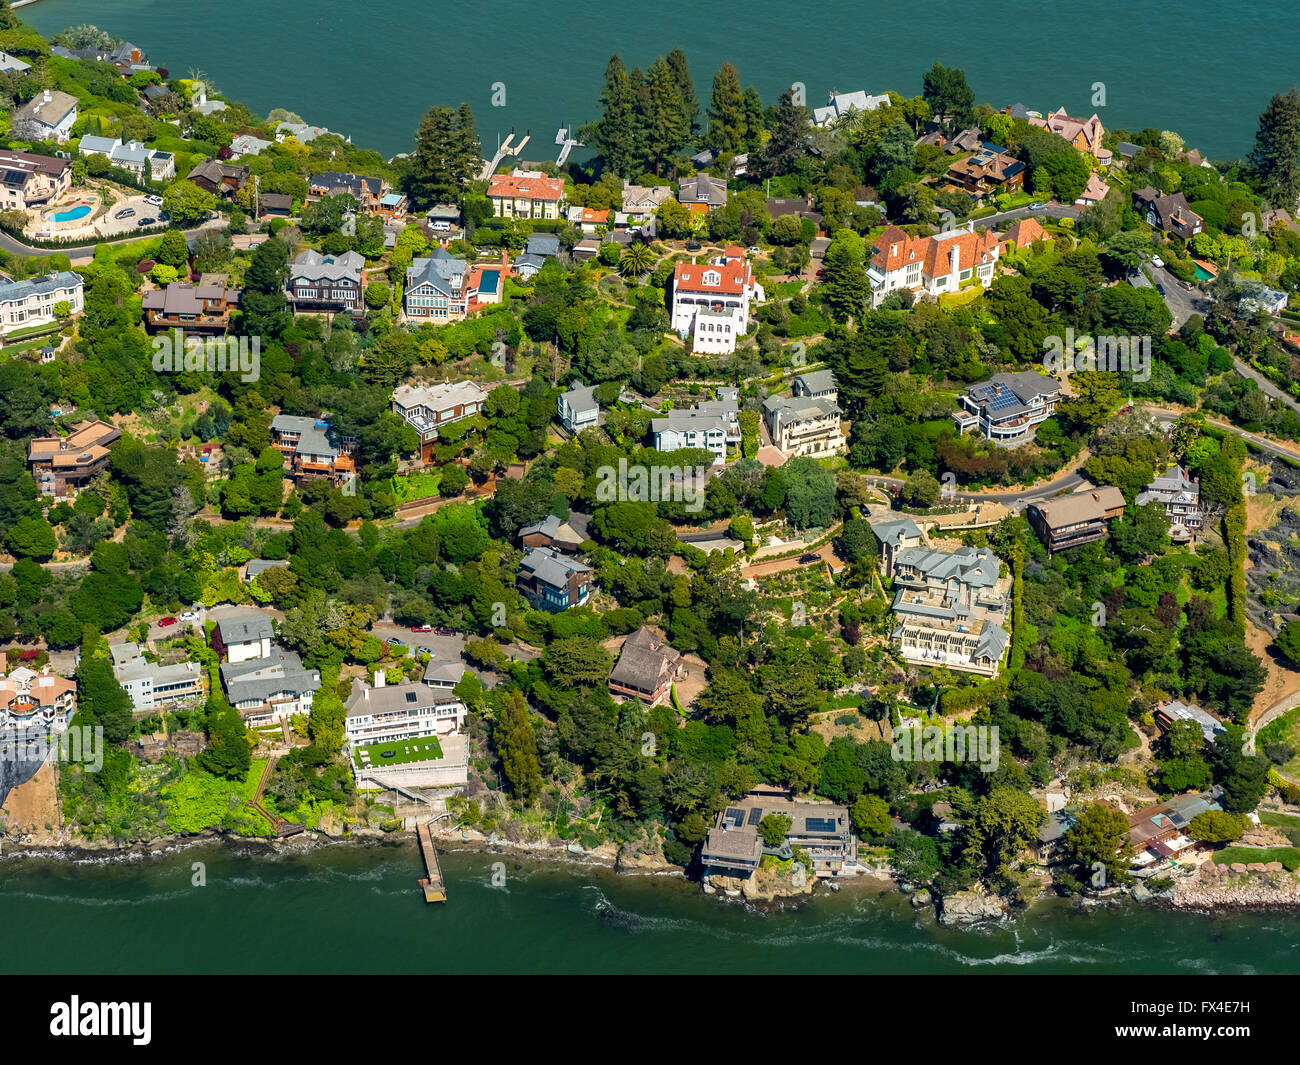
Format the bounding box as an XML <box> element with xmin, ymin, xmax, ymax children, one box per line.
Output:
<box><xmin>416</xmin><ymin>821</ymin><xmax>446</xmax><ymax>903</ymax></box>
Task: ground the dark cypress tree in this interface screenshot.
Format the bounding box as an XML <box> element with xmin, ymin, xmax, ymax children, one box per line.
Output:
<box><xmin>666</xmin><ymin>48</ymin><xmax>699</xmax><ymax>136</ymax></box>
<box><xmin>583</xmin><ymin>55</ymin><xmax>640</xmax><ymax>178</ymax></box>
<box><xmin>1249</xmin><ymin>89</ymin><xmax>1300</xmax><ymax>211</ymax></box>
<box><xmin>706</xmin><ymin>62</ymin><xmax>747</xmax><ymax>154</ymax></box>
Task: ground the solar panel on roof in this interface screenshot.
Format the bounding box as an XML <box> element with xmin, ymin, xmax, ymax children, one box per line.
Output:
<box><xmin>746</xmin><ymin>807</ymin><xmax>763</xmax><ymax>826</ymax></box>
<box><xmin>725</xmin><ymin>808</ymin><xmax>745</xmax><ymax>829</ymax></box>
<box><xmin>805</xmin><ymin>817</ymin><xmax>838</xmax><ymax>833</ymax></box>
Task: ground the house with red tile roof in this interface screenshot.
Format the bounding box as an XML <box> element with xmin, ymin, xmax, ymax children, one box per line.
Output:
<box><xmin>1001</xmin><ymin>217</ymin><xmax>1048</xmax><ymax>250</ymax></box>
<box><xmin>669</xmin><ymin>247</ymin><xmax>764</xmax><ymax>353</ymax></box>
<box><xmin>486</xmin><ymin>170</ymin><xmax>565</xmax><ymax>220</ymax></box>
<box><xmin>867</xmin><ymin>222</ymin><xmax>1001</xmax><ymax>308</ymax></box>
<box><xmin>1074</xmin><ymin>171</ymin><xmax>1111</xmax><ymax>207</ymax></box>
<box><xmin>1030</xmin><ymin>108</ymin><xmax>1110</xmax><ymax>163</ymax></box>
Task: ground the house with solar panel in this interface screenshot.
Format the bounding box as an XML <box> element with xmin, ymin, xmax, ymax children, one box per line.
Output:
<box><xmin>701</xmin><ymin>790</ymin><xmax>856</xmax><ymax>880</ymax></box>
<box><xmin>880</xmin><ymin>525</ymin><xmax>1012</xmax><ymax>677</ymax></box>
<box><xmin>953</xmin><ymin>371</ymin><xmax>1061</xmax><ymax>447</ymax></box>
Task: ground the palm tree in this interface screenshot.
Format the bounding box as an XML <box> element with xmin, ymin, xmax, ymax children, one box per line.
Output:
<box><xmin>619</xmin><ymin>242</ymin><xmax>655</xmax><ymax>280</ymax></box>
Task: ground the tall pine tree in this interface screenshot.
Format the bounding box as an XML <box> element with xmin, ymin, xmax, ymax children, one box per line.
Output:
<box><xmin>707</xmin><ymin>62</ymin><xmax>748</xmax><ymax>155</ymax></box>
<box><xmin>1249</xmin><ymin>89</ymin><xmax>1300</xmax><ymax>211</ymax></box>
<box><xmin>584</xmin><ymin>55</ymin><xmax>641</xmax><ymax>178</ymax></box>
<box><xmin>666</xmin><ymin>48</ymin><xmax>699</xmax><ymax>136</ymax></box>
<box><xmin>407</xmin><ymin>104</ymin><xmax>481</xmax><ymax>209</ymax></box>
<box><xmin>644</xmin><ymin>57</ymin><xmax>689</xmax><ymax>176</ymax></box>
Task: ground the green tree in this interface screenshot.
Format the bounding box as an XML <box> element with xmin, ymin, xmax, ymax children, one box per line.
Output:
<box><xmin>1187</xmin><ymin>810</ymin><xmax>1247</xmax><ymax>844</ymax></box>
<box><xmin>495</xmin><ymin>688</ymin><xmax>543</xmax><ymax>802</ymax></box>
<box><xmin>758</xmin><ymin>812</ymin><xmax>792</xmax><ymax>847</ymax></box>
<box><xmin>1061</xmin><ymin>802</ymin><xmax>1135</xmax><ymax>886</ymax></box>
<box><xmin>161</xmin><ymin>179</ymin><xmax>216</xmax><ymax>227</ymax></box>
<box><xmin>407</xmin><ymin>103</ymin><xmax>481</xmax><ymax>208</ymax></box>
<box><xmin>850</xmin><ymin>794</ymin><xmax>891</xmax><ymax>839</ymax></box>
<box><xmin>584</xmin><ymin>55</ymin><xmax>641</xmax><ymax>178</ymax></box>
<box><xmin>1249</xmin><ymin>88</ymin><xmax>1300</xmax><ymax>213</ymax></box>
<box><xmin>706</xmin><ymin>62</ymin><xmax>748</xmax><ymax>155</ymax></box>
<box><xmin>921</xmin><ymin>62</ymin><xmax>975</xmax><ymax>135</ymax></box>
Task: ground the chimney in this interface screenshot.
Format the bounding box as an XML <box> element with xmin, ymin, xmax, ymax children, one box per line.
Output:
<box><xmin>374</xmin><ymin>672</ymin><xmax>386</xmax><ymax>688</ymax></box>
<box><xmin>42</xmin><ymin>88</ymin><xmax>51</xmax><ymax>103</ymax></box>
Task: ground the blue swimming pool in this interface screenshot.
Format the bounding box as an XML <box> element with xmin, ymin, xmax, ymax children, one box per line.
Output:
<box><xmin>50</xmin><ymin>204</ymin><xmax>91</xmax><ymax>222</ymax></box>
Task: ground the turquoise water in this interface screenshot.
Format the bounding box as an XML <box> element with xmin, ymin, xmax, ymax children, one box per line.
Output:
<box><xmin>22</xmin><ymin>0</ymin><xmax>1299</xmax><ymax>161</ymax></box>
<box><xmin>1</xmin><ymin>842</ymin><xmax>1296</xmax><ymax>974</ymax></box>
<box><xmin>50</xmin><ymin>204</ymin><xmax>90</xmax><ymax>222</ymax></box>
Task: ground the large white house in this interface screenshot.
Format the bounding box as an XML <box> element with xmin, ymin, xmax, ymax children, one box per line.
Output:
<box><xmin>0</xmin><ymin>271</ymin><xmax>83</xmax><ymax>336</ymax></box>
<box><xmin>669</xmin><ymin>247</ymin><xmax>763</xmax><ymax>354</ymax></box>
<box><xmin>77</xmin><ymin>136</ymin><xmax>176</xmax><ymax>181</ymax></box>
<box><xmin>953</xmin><ymin>371</ymin><xmax>1061</xmax><ymax>448</ymax></box>
<box><xmin>16</xmin><ymin>90</ymin><xmax>78</xmax><ymax>142</ymax></box>
<box><xmin>109</xmin><ymin>642</ymin><xmax>202</xmax><ymax>713</ymax></box>
<box><xmin>867</xmin><ymin>222</ymin><xmax>1000</xmax><ymax>308</ymax></box>
<box><xmin>652</xmin><ymin>391</ymin><xmax>740</xmax><ymax>465</ymax></box>
<box><xmin>344</xmin><ymin>674</ymin><xmax>469</xmax><ymax>789</ymax></box>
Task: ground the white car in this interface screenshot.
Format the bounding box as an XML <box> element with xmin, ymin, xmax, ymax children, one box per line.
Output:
<box><xmin>144</xmin><ymin>195</ymin><xmax>163</xmax><ymax>207</ymax></box>
<box><xmin>1151</xmin><ymin>255</ymin><xmax>1165</xmax><ymax>268</ymax></box>
<box><xmin>178</xmin><ymin>611</ymin><xmax>199</xmax><ymax>622</ymax></box>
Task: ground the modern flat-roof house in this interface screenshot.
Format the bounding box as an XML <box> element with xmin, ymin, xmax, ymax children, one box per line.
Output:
<box><xmin>1030</xmin><ymin>107</ymin><xmax>1109</xmax><ymax>163</ymax></box>
<box><xmin>653</xmin><ymin>396</ymin><xmax>740</xmax><ymax>465</ymax></box>
<box><xmin>344</xmin><ymin>674</ymin><xmax>469</xmax><ymax>788</ymax></box>
<box><xmin>953</xmin><ymin>371</ymin><xmax>1061</xmax><ymax>447</ymax></box>
<box><xmin>142</xmin><ymin>276</ymin><xmax>240</xmax><ymax>333</ymax></box>
<box><xmin>608</xmin><ymin>627</ymin><xmax>683</xmax><ymax>707</ymax></box>
<box><xmin>16</xmin><ymin>90</ymin><xmax>78</xmax><ymax>143</ymax></box>
<box><xmin>487</xmin><ymin>170</ymin><xmax>565</xmax><ymax>220</ymax></box>
<box><xmin>1137</xmin><ymin>464</ymin><xmax>1203</xmax><ymax>541</ymax></box>
<box><xmin>1132</xmin><ymin>187</ymin><xmax>1204</xmax><ymax>240</ymax></box>
<box><xmin>882</xmin><ymin>527</ymin><xmax>1012</xmax><ymax>677</ymax></box>
<box><xmin>811</xmin><ymin>89</ymin><xmax>890</xmax><ymax>127</ymax></box>
<box><xmin>0</xmin><ymin>666</ymin><xmax>76</xmax><ymax>732</ymax></box>
<box><xmin>762</xmin><ymin>391</ymin><xmax>846</xmax><ymax>458</ymax></box>
<box><xmin>1153</xmin><ymin>699</ymin><xmax>1226</xmax><ymax>745</ymax></box>
<box><xmin>557</xmin><ymin>381</ymin><xmax>599</xmax><ymax>433</ymax></box>
<box><xmin>868</xmin><ymin>222</ymin><xmax>1001</xmax><ymax>307</ymax></box>
<box><xmin>1128</xmin><ymin>786</ymin><xmax>1223</xmax><ymax>869</ymax></box>
<box><xmin>669</xmin><ymin>246</ymin><xmax>763</xmax><ymax>354</ymax></box>
<box><xmin>287</xmin><ymin>249</ymin><xmax>365</xmax><ymax>314</ymax></box>
<box><xmin>391</xmin><ymin>380</ymin><xmax>487</xmax><ymax>464</ymax></box>
<box><xmin>702</xmin><ymin>792</ymin><xmax>856</xmax><ymax>878</ymax></box>
<box><xmin>519</xmin><ymin>514</ymin><xmax>585</xmax><ymax>553</ymax></box>
<box><xmin>518</xmin><ymin>546</ymin><xmax>592</xmax><ymax>612</ymax></box>
<box><xmin>210</xmin><ymin>612</ymin><xmax>275</xmax><ymax>665</ymax></box>
<box><xmin>270</xmin><ymin>413</ymin><xmax>357</xmax><ymax>487</ymax></box>
<box><xmin>1027</xmin><ymin>486</ymin><xmax>1126</xmax><ymax>552</ymax></box>
<box><xmin>78</xmin><ymin>136</ymin><xmax>175</xmax><ymax>181</ymax></box>
<box><xmin>27</xmin><ymin>418</ymin><xmax>120</xmax><ymax>498</ymax></box>
<box><xmin>0</xmin><ymin>270</ymin><xmax>83</xmax><ymax>336</ymax></box>
<box><xmin>945</xmin><ymin>143</ymin><xmax>1025</xmax><ymax>201</ymax></box>
<box><xmin>109</xmin><ymin>642</ymin><xmax>202</xmax><ymax>713</ymax></box>
<box><xmin>220</xmin><ymin>647</ymin><xmax>320</xmax><ymax>726</ymax></box>
<box><xmin>187</xmin><ymin>159</ymin><xmax>251</xmax><ymax>199</ymax></box>
<box><xmin>0</xmin><ymin>150</ymin><xmax>71</xmax><ymax>209</ymax></box>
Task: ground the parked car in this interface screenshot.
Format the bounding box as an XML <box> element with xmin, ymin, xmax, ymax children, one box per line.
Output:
<box><xmin>114</xmin><ymin>208</ymin><xmax>135</xmax><ymax>219</ymax></box>
<box><xmin>417</xmin><ymin>646</ymin><xmax>434</xmax><ymax>656</ymax></box>
<box><xmin>144</xmin><ymin>195</ymin><xmax>163</xmax><ymax>207</ymax></box>
<box><xmin>798</xmin><ymin>553</ymin><xmax>822</xmax><ymax>564</ymax></box>
<box><xmin>178</xmin><ymin>611</ymin><xmax>199</xmax><ymax>622</ymax></box>
<box><xmin>138</xmin><ymin>217</ymin><xmax>157</xmax><ymax>226</ymax></box>
<box><xmin>1151</xmin><ymin>255</ymin><xmax>1165</xmax><ymax>268</ymax></box>
<box><xmin>434</xmin><ymin>626</ymin><xmax>457</xmax><ymax>636</ymax></box>
<box><xmin>387</xmin><ymin>636</ymin><xmax>406</xmax><ymax>646</ymax></box>
<box><xmin>158</xmin><ymin>617</ymin><xmax>177</xmax><ymax>627</ymax></box>
<box><xmin>1028</xmin><ymin>202</ymin><xmax>1046</xmax><ymax>211</ymax></box>
<box><xmin>1156</xmin><ymin>284</ymin><xmax>1166</xmax><ymax>296</ymax></box>
<box><xmin>411</xmin><ymin>624</ymin><xmax>433</xmax><ymax>632</ymax></box>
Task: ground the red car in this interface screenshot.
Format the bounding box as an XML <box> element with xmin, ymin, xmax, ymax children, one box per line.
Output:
<box><xmin>158</xmin><ymin>617</ymin><xmax>177</xmax><ymax>627</ymax></box>
<box><xmin>411</xmin><ymin>624</ymin><xmax>433</xmax><ymax>633</ymax></box>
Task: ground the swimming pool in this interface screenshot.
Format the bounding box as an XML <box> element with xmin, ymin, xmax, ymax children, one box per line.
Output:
<box><xmin>50</xmin><ymin>204</ymin><xmax>91</xmax><ymax>222</ymax></box>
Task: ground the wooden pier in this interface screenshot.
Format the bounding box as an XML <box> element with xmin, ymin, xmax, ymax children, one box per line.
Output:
<box><xmin>416</xmin><ymin>821</ymin><xmax>446</xmax><ymax>903</ymax></box>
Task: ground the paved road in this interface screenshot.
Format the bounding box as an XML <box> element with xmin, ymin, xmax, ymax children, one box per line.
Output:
<box><xmin>977</xmin><ymin>202</ymin><xmax>1082</xmax><ymax>230</ymax></box>
<box><xmin>866</xmin><ymin>464</ymin><xmax>1088</xmax><ymax>513</ymax></box>
<box><xmin>1147</xmin><ymin>408</ymin><xmax>1300</xmax><ymax>463</ymax></box>
<box><xmin>1233</xmin><ymin>357</ymin><xmax>1300</xmax><ymax>418</ymax></box>
<box><xmin>1149</xmin><ymin>261</ymin><xmax>1212</xmax><ymax>329</ymax></box>
<box><xmin>0</xmin><ymin>219</ymin><xmax>222</xmax><ymax>260</ymax></box>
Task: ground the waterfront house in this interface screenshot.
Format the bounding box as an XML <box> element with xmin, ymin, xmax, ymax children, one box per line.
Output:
<box><xmin>1127</xmin><ymin>787</ymin><xmax>1223</xmax><ymax>869</ymax></box>
<box><xmin>109</xmin><ymin>642</ymin><xmax>202</xmax><ymax>713</ymax></box>
<box><xmin>557</xmin><ymin>381</ymin><xmax>599</xmax><ymax>433</ymax></box>
<box><xmin>867</xmin><ymin>222</ymin><xmax>1000</xmax><ymax>307</ymax></box>
<box><xmin>487</xmin><ymin>170</ymin><xmax>565</xmax><ymax>220</ymax></box>
<box><xmin>669</xmin><ymin>246</ymin><xmax>763</xmax><ymax>354</ymax></box>
<box><xmin>286</xmin><ymin>249</ymin><xmax>365</xmax><ymax>314</ymax></box>
<box><xmin>1026</xmin><ymin>486</ymin><xmax>1126</xmax><ymax>552</ymax></box>
<box><xmin>1136</xmin><ymin>464</ymin><xmax>1203</xmax><ymax>539</ymax></box>
<box><xmin>944</xmin><ymin>143</ymin><xmax>1025</xmax><ymax>201</ymax></box>
<box><xmin>608</xmin><ymin>627</ymin><xmax>683</xmax><ymax>707</ymax></box>
<box><xmin>0</xmin><ymin>270</ymin><xmax>83</xmax><ymax>336</ymax></box>
<box><xmin>220</xmin><ymin>647</ymin><xmax>320</xmax><ymax>726</ymax></box>
<box><xmin>1030</xmin><ymin>107</ymin><xmax>1110</xmax><ymax>163</ymax></box>
<box><xmin>27</xmin><ymin>418</ymin><xmax>119</xmax><ymax>499</ymax></box>
<box><xmin>142</xmin><ymin>275</ymin><xmax>240</xmax><ymax>333</ymax></box>
<box><xmin>518</xmin><ymin>546</ymin><xmax>592</xmax><ymax>612</ymax></box>
<box><xmin>16</xmin><ymin>89</ymin><xmax>78</xmax><ymax>142</ymax></box>
<box><xmin>391</xmin><ymin>380</ymin><xmax>487</xmax><ymax>464</ymax></box>
<box><xmin>187</xmin><ymin>159</ymin><xmax>251</xmax><ymax>199</ymax></box>
<box><xmin>1132</xmin><ymin>187</ymin><xmax>1204</xmax><ymax>240</ymax></box>
<box><xmin>270</xmin><ymin>413</ymin><xmax>357</xmax><ymax>488</ymax></box>
<box><xmin>811</xmin><ymin>89</ymin><xmax>890</xmax><ymax>127</ymax></box>
<box><xmin>952</xmin><ymin>371</ymin><xmax>1061</xmax><ymax>447</ymax></box>
<box><xmin>0</xmin><ymin>150</ymin><xmax>71</xmax><ymax>209</ymax></box>
<box><xmin>0</xmin><ymin>666</ymin><xmax>76</xmax><ymax>732</ymax></box>
<box><xmin>210</xmin><ymin>612</ymin><xmax>275</xmax><ymax>664</ymax></box>
<box><xmin>702</xmin><ymin>792</ymin><xmax>856</xmax><ymax>878</ymax></box>
<box><xmin>344</xmin><ymin>673</ymin><xmax>469</xmax><ymax>789</ymax></box>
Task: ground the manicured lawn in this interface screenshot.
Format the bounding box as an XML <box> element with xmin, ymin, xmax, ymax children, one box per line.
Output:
<box><xmin>938</xmin><ymin>285</ymin><xmax>984</xmax><ymax>309</ymax></box>
<box><xmin>353</xmin><ymin>737</ymin><xmax>444</xmax><ymax>768</ymax></box>
<box><xmin>392</xmin><ymin>470</ymin><xmax>443</xmax><ymax>503</ymax></box>
<box><xmin>1211</xmin><ymin>846</ymin><xmax>1300</xmax><ymax>871</ymax></box>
